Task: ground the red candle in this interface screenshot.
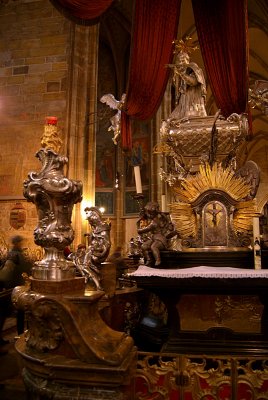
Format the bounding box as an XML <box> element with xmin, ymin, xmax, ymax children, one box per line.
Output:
<box><xmin>45</xmin><ymin>116</ymin><xmax>57</xmax><ymax>125</ymax></box>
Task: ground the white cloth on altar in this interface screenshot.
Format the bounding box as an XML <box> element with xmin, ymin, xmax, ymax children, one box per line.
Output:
<box><xmin>128</xmin><ymin>265</ymin><xmax>268</xmax><ymax>279</ymax></box>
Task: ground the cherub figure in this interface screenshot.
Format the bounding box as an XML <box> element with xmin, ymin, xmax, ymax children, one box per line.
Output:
<box><xmin>72</xmin><ymin>207</ymin><xmax>111</xmax><ymax>290</ymax></box>
<box><xmin>100</xmin><ymin>93</ymin><xmax>126</xmax><ymax>145</ymax></box>
<box><xmin>137</xmin><ymin>201</ymin><xmax>177</xmax><ymax>267</ymax></box>
<box><xmin>84</xmin><ymin>207</ymin><xmax>111</xmax><ymax>288</ymax></box>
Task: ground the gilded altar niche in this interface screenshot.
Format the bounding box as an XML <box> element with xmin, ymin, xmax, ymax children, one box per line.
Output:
<box><xmin>169</xmin><ymin>162</ymin><xmax>259</xmax><ymax>249</ymax></box>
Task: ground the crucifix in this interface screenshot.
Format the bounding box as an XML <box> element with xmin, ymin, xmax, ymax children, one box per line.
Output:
<box><xmin>206</xmin><ymin>202</ymin><xmax>222</xmax><ymax>226</ymax></box>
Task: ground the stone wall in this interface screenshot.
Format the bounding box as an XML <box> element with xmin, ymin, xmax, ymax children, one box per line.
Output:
<box><xmin>0</xmin><ymin>0</ymin><xmax>71</xmax><ymax>248</ymax></box>
<box><xmin>0</xmin><ymin>1</ymin><xmax>115</xmax><ymax>255</ymax></box>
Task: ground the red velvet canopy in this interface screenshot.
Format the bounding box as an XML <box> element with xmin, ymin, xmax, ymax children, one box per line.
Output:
<box><xmin>51</xmin><ymin>0</ymin><xmax>114</xmax><ymax>20</ymax></box>
<box><xmin>192</xmin><ymin>0</ymin><xmax>249</xmax><ymax>119</ymax></box>
<box><xmin>121</xmin><ymin>0</ymin><xmax>182</xmax><ymax>149</ymax></box>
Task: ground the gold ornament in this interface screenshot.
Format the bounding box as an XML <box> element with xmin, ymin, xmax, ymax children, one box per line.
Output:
<box><xmin>41</xmin><ymin>117</ymin><xmax>62</xmax><ymax>153</ymax></box>
<box><xmin>172</xmin><ymin>36</ymin><xmax>199</xmax><ymax>55</ymax></box>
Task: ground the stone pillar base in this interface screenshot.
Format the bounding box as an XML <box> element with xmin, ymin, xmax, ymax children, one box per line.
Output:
<box><xmin>16</xmin><ymin>338</ymin><xmax>136</xmax><ymax>400</ymax></box>
<box><xmin>13</xmin><ymin>281</ymin><xmax>137</xmax><ymax>400</ymax></box>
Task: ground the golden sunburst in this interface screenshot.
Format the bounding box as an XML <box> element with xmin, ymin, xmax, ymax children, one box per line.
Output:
<box><xmin>170</xmin><ymin>163</ymin><xmax>257</xmax><ymax>238</ymax></box>
<box><xmin>173</xmin><ymin>36</ymin><xmax>198</xmax><ymax>55</ymax></box>
<box><xmin>173</xmin><ymin>163</ymin><xmax>251</xmax><ymax>203</ymax></box>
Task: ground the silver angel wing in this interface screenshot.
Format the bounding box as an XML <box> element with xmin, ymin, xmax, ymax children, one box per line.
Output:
<box><xmin>100</xmin><ymin>93</ymin><xmax>120</xmax><ymax>110</ymax></box>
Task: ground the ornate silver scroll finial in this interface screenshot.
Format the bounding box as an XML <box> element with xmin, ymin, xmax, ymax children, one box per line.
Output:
<box><xmin>23</xmin><ymin>117</ymin><xmax>83</xmax><ymax>280</ymax></box>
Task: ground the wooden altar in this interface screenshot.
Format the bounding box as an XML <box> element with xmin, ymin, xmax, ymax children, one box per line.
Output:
<box><xmin>128</xmin><ymin>265</ymin><xmax>268</xmax><ymax>355</ymax></box>
<box><xmin>153</xmin><ymin>248</ymin><xmax>255</xmax><ymax>269</ymax></box>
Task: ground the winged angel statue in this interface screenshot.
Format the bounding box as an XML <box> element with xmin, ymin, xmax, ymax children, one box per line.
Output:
<box><xmin>100</xmin><ymin>93</ymin><xmax>126</xmax><ymax>145</ymax></box>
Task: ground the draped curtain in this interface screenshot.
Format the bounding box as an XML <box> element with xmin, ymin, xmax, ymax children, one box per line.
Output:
<box><xmin>51</xmin><ymin>0</ymin><xmax>114</xmax><ymax>20</ymax></box>
<box><xmin>192</xmin><ymin>0</ymin><xmax>249</xmax><ymax>119</ymax></box>
<box><xmin>121</xmin><ymin>0</ymin><xmax>181</xmax><ymax>149</ymax></box>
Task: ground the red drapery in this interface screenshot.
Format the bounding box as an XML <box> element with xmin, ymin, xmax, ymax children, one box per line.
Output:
<box><xmin>51</xmin><ymin>0</ymin><xmax>114</xmax><ymax>20</ymax></box>
<box><xmin>121</xmin><ymin>0</ymin><xmax>182</xmax><ymax>150</ymax></box>
<box><xmin>191</xmin><ymin>0</ymin><xmax>249</xmax><ymax>119</ymax></box>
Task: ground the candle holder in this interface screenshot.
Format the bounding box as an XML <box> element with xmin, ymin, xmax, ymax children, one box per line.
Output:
<box><xmin>23</xmin><ymin>148</ymin><xmax>82</xmax><ymax>279</ymax></box>
<box><xmin>23</xmin><ymin>117</ymin><xmax>82</xmax><ymax>280</ymax></box>
<box><xmin>131</xmin><ymin>193</ymin><xmax>145</xmax><ymax>213</ymax></box>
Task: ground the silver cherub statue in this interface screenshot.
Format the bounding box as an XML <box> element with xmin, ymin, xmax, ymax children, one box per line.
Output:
<box><xmin>137</xmin><ymin>201</ymin><xmax>177</xmax><ymax>267</ymax></box>
<box><xmin>73</xmin><ymin>207</ymin><xmax>111</xmax><ymax>290</ymax></box>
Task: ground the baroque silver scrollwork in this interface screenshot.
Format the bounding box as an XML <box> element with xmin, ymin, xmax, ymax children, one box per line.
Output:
<box><xmin>23</xmin><ymin>148</ymin><xmax>82</xmax><ymax>279</ymax></box>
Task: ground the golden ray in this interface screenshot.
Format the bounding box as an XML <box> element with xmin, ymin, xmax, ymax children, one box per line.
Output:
<box><xmin>233</xmin><ymin>200</ymin><xmax>258</xmax><ymax>233</ymax></box>
<box><xmin>173</xmin><ymin>36</ymin><xmax>198</xmax><ymax>55</ymax></box>
<box><xmin>173</xmin><ymin>163</ymin><xmax>251</xmax><ymax>203</ymax></box>
<box><xmin>169</xmin><ymin>202</ymin><xmax>197</xmax><ymax>238</ymax></box>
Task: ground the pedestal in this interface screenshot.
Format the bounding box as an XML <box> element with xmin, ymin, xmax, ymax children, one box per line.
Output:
<box><xmin>13</xmin><ymin>277</ymin><xmax>137</xmax><ymax>400</ymax></box>
<box><xmin>16</xmin><ymin>337</ymin><xmax>136</xmax><ymax>400</ymax></box>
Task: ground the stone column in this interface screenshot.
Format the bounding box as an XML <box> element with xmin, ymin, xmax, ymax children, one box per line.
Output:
<box><xmin>65</xmin><ymin>23</ymin><xmax>99</xmax><ymax>247</ymax></box>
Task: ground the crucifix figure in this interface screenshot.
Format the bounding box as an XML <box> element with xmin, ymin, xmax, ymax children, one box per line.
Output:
<box><xmin>206</xmin><ymin>202</ymin><xmax>222</xmax><ymax>226</ymax></box>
